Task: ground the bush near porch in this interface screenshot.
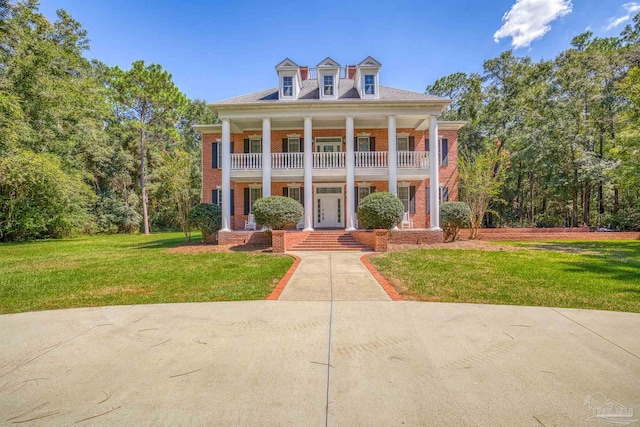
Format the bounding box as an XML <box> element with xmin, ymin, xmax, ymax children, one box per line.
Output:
<box><xmin>357</xmin><ymin>192</ymin><xmax>404</xmax><ymax>230</ymax></box>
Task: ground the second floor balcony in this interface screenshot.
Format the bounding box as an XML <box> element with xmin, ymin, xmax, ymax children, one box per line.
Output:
<box><xmin>229</xmin><ymin>151</ymin><xmax>430</xmax><ymax>181</ymax></box>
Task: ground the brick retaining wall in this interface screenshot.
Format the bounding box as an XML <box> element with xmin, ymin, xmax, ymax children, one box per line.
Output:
<box><xmin>459</xmin><ymin>228</ymin><xmax>639</xmax><ymax>241</ymax></box>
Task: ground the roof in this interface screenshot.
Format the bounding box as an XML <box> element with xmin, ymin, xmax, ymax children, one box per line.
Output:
<box><xmin>211</xmin><ymin>79</ymin><xmax>449</xmax><ymax>106</ymax></box>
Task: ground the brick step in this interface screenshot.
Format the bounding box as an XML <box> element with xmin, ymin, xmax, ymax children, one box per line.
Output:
<box><xmin>290</xmin><ymin>231</ymin><xmax>371</xmax><ymax>251</ymax></box>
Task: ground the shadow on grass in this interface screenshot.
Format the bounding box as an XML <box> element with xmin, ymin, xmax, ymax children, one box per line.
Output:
<box><xmin>133</xmin><ymin>237</ymin><xmax>188</xmax><ymax>250</ymax></box>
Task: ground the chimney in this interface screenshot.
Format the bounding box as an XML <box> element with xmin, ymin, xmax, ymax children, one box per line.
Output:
<box><xmin>300</xmin><ymin>66</ymin><xmax>309</xmax><ymax>80</ymax></box>
<box><xmin>347</xmin><ymin>65</ymin><xmax>357</xmax><ymax>79</ymax></box>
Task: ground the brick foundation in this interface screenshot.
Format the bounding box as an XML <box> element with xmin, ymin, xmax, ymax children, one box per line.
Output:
<box><xmin>389</xmin><ymin>229</ymin><xmax>444</xmax><ymax>245</ymax></box>
<box><xmin>218</xmin><ymin>230</ymin><xmax>270</xmax><ymax>246</ymax></box>
<box><xmin>272</xmin><ymin>230</ymin><xmax>285</xmax><ymax>253</ymax></box>
<box><xmin>459</xmin><ymin>228</ymin><xmax>640</xmax><ymax>241</ymax></box>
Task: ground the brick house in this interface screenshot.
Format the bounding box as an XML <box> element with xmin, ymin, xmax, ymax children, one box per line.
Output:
<box><xmin>195</xmin><ymin>56</ymin><xmax>464</xmax><ymax>237</ymax></box>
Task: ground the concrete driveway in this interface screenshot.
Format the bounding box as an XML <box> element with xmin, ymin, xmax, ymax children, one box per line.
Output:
<box><xmin>1</xmin><ymin>300</ymin><xmax>639</xmax><ymax>426</ymax></box>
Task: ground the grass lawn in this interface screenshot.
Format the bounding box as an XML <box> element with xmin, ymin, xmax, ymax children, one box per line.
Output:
<box><xmin>0</xmin><ymin>233</ymin><xmax>293</xmax><ymax>314</ymax></box>
<box><xmin>370</xmin><ymin>241</ymin><xmax>640</xmax><ymax>313</ymax></box>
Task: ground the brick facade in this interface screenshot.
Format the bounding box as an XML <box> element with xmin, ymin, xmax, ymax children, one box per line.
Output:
<box><xmin>202</xmin><ymin>127</ymin><xmax>459</xmax><ymax>231</ymax></box>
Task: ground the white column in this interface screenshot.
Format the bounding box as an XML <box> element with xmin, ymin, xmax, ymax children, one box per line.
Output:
<box><xmin>262</xmin><ymin>118</ymin><xmax>271</xmax><ymax>197</ymax></box>
<box><xmin>429</xmin><ymin>116</ymin><xmax>441</xmax><ymax>230</ymax></box>
<box><xmin>345</xmin><ymin>116</ymin><xmax>355</xmax><ymax>230</ymax></box>
<box><xmin>303</xmin><ymin>117</ymin><xmax>314</xmax><ymax>231</ymax></box>
<box><xmin>387</xmin><ymin>116</ymin><xmax>397</xmax><ymax>195</ymax></box>
<box><xmin>221</xmin><ymin>119</ymin><xmax>231</xmax><ymax>231</ymax></box>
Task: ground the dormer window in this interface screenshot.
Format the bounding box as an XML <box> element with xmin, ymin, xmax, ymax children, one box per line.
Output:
<box><xmin>323</xmin><ymin>75</ymin><xmax>334</xmax><ymax>96</ymax></box>
<box><xmin>282</xmin><ymin>76</ymin><xmax>293</xmax><ymax>97</ymax></box>
<box><xmin>364</xmin><ymin>75</ymin><xmax>375</xmax><ymax>95</ymax></box>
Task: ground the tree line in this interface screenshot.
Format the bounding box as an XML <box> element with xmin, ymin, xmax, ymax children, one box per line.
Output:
<box><xmin>0</xmin><ymin>1</ymin><xmax>213</xmax><ymax>241</ymax></box>
<box><xmin>427</xmin><ymin>15</ymin><xmax>640</xmax><ymax>230</ymax></box>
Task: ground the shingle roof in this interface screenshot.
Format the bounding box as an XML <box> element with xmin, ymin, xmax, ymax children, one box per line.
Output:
<box><xmin>211</xmin><ymin>79</ymin><xmax>448</xmax><ymax>105</ymax></box>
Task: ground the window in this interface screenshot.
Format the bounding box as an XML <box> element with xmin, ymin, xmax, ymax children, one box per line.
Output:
<box><xmin>282</xmin><ymin>76</ymin><xmax>293</xmax><ymax>97</ymax></box>
<box><xmin>323</xmin><ymin>75</ymin><xmax>334</xmax><ymax>96</ymax></box>
<box><xmin>358</xmin><ymin>186</ymin><xmax>370</xmax><ymax>205</ymax></box>
<box><xmin>426</xmin><ymin>186</ymin><xmax>449</xmax><ymax>213</ymax></box>
<box><xmin>357</xmin><ymin>136</ymin><xmax>370</xmax><ymax>151</ymax></box>
<box><xmin>249</xmin><ymin>187</ymin><xmax>262</xmax><ymax>212</ymax></box>
<box><xmin>288</xmin><ymin>137</ymin><xmax>300</xmax><ymax>153</ymax></box>
<box><xmin>287</xmin><ymin>187</ymin><xmax>302</xmax><ymax>204</ymax></box>
<box><xmin>397</xmin><ymin>137</ymin><xmax>409</xmax><ymax>151</ymax></box>
<box><xmin>250</xmin><ymin>138</ymin><xmax>262</xmax><ymax>153</ymax></box>
<box><xmin>364</xmin><ymin>74</ymin><xmax>375</xmax><ymax>95</ymax></box>
<box><xmin>398</xmin><ymin>185</ymin><xmax>410</xmax><ymax>213</ymax></box>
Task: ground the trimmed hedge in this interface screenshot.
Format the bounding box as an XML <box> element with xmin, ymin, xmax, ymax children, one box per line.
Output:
<box><xmin>189</xmin><ymin>203</ymin><xmax>222</xmax><ymax>241</ymax></box>
<box><xmin>357</xmin><ymin>192</ymin><xmax>404</xmax><ymax>230</ymax></box>
<box><xmin>252</xmin><ymin>196</ymin><xmax>303</xmax><ymax>230</ymax></box>
<box><xmin>440</xmin><ymin>201</ymin><xmax>471</xmax><ymax>242</ymax></box>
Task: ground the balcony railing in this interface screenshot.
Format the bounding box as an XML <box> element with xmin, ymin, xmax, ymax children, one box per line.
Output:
<box><xmin>313</xmin><ymin>152</ymin><xmax>345</xmax><ymax>169</ymax></box>
<box><xmin>397</xmin><ymin>151</ymin><xmax>429</xmax><ymax>168</ymax></box>
<box><xmin>355</xmin><ymin>151</ymin><xmax>387</xmax><ymax>168</ymax></box>
<box><xmin>229</xmin><ymin>152</ymin><xmax>428</xmax><ymax>170</ymax></box>
<box><xmin>272</xmin><ymin>153</ymin><xmax>303</xmax><ymax>169</ymax></box>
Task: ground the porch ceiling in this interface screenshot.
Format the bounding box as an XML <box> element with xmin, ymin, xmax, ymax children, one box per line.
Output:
<box><xmin>230</xmin><ymin>115</ymin><xmax>430</xmax><ymax>132</ymax></box>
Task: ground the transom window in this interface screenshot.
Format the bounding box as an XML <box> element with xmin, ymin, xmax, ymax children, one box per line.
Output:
<box><xmin>364</xmin><ymin>74</ymin><xmax>375</xmax><ymax>95</ymax></box>
<box><xmin>249</xmin><ymin>187</ymin><xmax>262</xmax><ymax>212</ymax></box>
<box><xmin>397</xmin><ymin>137</ymin><xmax>409</xmax><ymax>151</ymax></box>
<box><xmin>287</xmin><ymin>187</ymin><xmax>302</xmax><ymax>204</ymax></box>
<box><xmin>358</xmin><ymin>186</ymin><xmax>370</xmax><ymax>205</ymax></box>
<box><xmin>323</xmin><ymin>75</ymin><xmax>334</xmax><ymax>96</ymax></box>
<box><xmin>398</xmin><ymin>185</ymin><xmax>410</xmax><ymax>213</ymax></box>
<box><xmin>357</xmin><ymin>136</ymin><xmax>370</xmax><ymax>151</ymax></box>
<box><xmin>250</xmin><ymin>138</ymin><xmax>262</xmax><ymax>153</ymax></box>
<box><xmin>288</xmin><ymin>137</ymin><xmax>300</xmax><ymax>152</ymax></box>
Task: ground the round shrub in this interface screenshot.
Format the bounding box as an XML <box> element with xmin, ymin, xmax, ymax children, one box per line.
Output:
<box><xmin>252</xmin><ymin>196</ymin><xmax>303</xmax><ymax>230</ymax></box>
<box><xmin>357</xmin><ymin>192</ymin><xmax>404</xmax><ymax>230</ymax></box>
<box><xmin>440</xmin><ymin>201</ymin><xmax>471</xmax><ymax>242</ymax></box>
<box><xmin>189</xmin><ymin>203</ymin><xmax>222</xmax><ymax>241</ymax></box>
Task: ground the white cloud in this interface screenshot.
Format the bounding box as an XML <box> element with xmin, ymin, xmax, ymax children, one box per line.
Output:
<box><xmin>605</xmin><ymin>2</ymin><xmax>640</xmax><ymax>31</ymax></box>
<box><xmin>494</xmin><ymin>0</ymin><xmax>573</xmax><ymax>49</ymax></box>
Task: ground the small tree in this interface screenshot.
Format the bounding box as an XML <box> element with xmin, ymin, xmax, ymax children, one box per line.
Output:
<box><xmin>459</xmin><ymin>144</ymin><xmax>509</xmax><ymax>239</ymax></box>
<box><xmin>357</xmin><ymin>192</ymin><xmax>404</xmax><ymax>230</ymax></box>
<box><xmin>440</xmin><ymin>202</ymin><xmax>472</xmax><ymax>242</ymax></box>
<box><xmin>252</xmin><ymin>196</ymin><xmax>303</xmax><ymax>230</ymax></box>
<box><xmin>189</xmin><ymin>203</ymin><xmax>222</xmax><ymax>242</ymax></box>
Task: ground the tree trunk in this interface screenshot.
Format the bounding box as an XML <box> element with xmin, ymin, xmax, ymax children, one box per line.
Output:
<box><xmin>572</xmin><ymin>186</ymin><xmax>579</xmax><ymax>227</ymax></box>
<box><xmin>140</xmin><ymin>127</ymin><xmax>150</xmax><ymax>235</ymax></box>
<box><xmin>583</xmin><ymin>183</ymin><xmax>591</xmax><ymax>226</ymax></box>
<box><xmin>598</xmin><ymin>129</ymin><xmax>604</xmax><ymax>217</ymax></box>
<box><xmin>529</xmin><ymin>172</ymin><xmax>535</xmax><ymax>225</ymax></box>
<box><xmin>614</xmin><ymin>187</ymin><xmax>620</xmax><ymax>213</ymax></box>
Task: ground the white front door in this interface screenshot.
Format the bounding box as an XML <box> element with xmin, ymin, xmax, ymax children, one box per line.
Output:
<box><xmin>315</xmin><ymin>186</ymin><xmax>343</xmax><ymax>228</ymax></box>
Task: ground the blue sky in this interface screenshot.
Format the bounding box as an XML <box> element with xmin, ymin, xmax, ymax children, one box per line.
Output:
<box><xmin>40</xmin><ymin>0</ymin><xmax>638</xmax><ymax>102</ymax></box>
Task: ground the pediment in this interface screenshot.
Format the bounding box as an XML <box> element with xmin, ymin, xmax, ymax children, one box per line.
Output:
<box><xmin>317</xmin><ymin>57</ymin><xmax>341</xmax><ymax>68</ymax></box>
<box><xmin>357</xmin><ymin>56</ymin><xmax>382</xmax><ymax>68</ymax></box>
<box><xmin>275</xmin><ymin>57</ymin><xmax>300</xmax><ymax>70</ymax></box>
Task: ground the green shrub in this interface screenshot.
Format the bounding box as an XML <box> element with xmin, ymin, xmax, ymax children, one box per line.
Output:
<box><xmin>357</xmin><ymin>192</ymin><xmax>404</xmax><ymax>230</ymax></box>
<box><xmin>252</xmin><ymin>196</ymin><xmax>303</xmax><ymax>230</ymax></box>
<box><xmin>601</xmin><ymin>207</ymin><xmax>640</xmax><ymax>231</ymax></box>
<box><xmin>440</xmin><ymin>201</ymin><xmax>471</xmax><ymax>242</ymax></box>
<box><xmin>189</xmin><ymin>203</ymin><xmax>222</xmax><ymax>241</ymax></box>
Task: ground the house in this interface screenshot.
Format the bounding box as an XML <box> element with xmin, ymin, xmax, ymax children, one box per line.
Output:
<box><xmin>195</xmin><ymin>56</ymin><xmax>464</xmax><ymax>240</ymax></box>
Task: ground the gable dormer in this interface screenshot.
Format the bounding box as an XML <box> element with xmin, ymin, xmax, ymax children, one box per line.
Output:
<box><xmin>275</xmin><ymin>58</ymin><xmax>302</xmax><ymax>100</ymax></box>
<box><xmin>355</xmin><ymin>56</ymin><xmax>381</xmax><ymax>99</ymax></box>
<box><xmin>316</xmin><ymin>57</ymin><xmax>340</xmax><ymax>100</ymax></box>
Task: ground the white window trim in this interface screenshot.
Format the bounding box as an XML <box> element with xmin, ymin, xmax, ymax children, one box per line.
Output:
<box><xmin>249</xmin><ymin>138</ymin><xmax>262</xmax><ymax>154</ymax></box>
<box><xmin>319</xmin><ymin>71</ymin><xmax>339</xmax><ymax>100</ymax></box>
<box><xmin>249</xmin><ymin>186</ymin><xmax>262</xmax><ymax>213</ymax></box>
<box><xmin>398</xmin><ymin>184</ymin><xmax>410</xmax><ymax>213</ymax></box>
<box><xmin>288</xmin><ymin>137</ymin><xmax>301</xmax><ymax>152</ymax></box>
<box><xmin>363</xmin><ymin>74</ymin><xmax>376</xmax><ymax>96</ymax></box>
<box><xmin>287</xmin><ymin>186</ymin><xmax>302</xmax><ymax>204</ymax></box>
<box><xmin>357</xmin><ymin>186</ymin><xmax>371</xmax><ymax>205</ymax></box>
<box><xmin>397</xmin><ymin>136</ymin><xmax>409</xmax><ymax>152</ymax></box>
<box><xmin>357</xmin><ymin>136</ymin><xmax>370</xmax><ymax>151</ymax></box>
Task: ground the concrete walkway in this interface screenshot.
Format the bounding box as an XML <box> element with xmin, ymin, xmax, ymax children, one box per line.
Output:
<box><xmin>1</xmin><ymin>302</ymin><xmax>639</xmax><ymax>425</ymax></box>
<box><xmin>278</xmin><ymin>251</ymin><xmax>391</xmax><ymax>301</ymax></box>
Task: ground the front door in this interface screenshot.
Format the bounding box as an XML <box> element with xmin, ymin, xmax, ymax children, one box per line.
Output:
<box><xmin>315</xmin><ymin>186</ymin><xmax>343</xmax><ymax>228</ymax></box>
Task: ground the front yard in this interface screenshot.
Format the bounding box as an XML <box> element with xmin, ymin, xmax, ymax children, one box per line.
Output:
<box><xmin>0</xmin><ymin>233</ymin><xmax>293</xmax><ymax>314</ymax></box>
<box><xmin>370</xmin><ymin>241</ymin><xmax>640</xmax><ymax>313</ymax></box>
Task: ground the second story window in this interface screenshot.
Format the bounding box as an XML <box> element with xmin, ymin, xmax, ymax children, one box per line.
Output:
<box><xmin>323</xmin><ymin>75</ymin><xmax>334</xmax><ymax>96</ymax></box>
<box><xmin>282</xmin><ymin>76</ymin><xmax>293</xmax><ymax>97</ymax></box>
<box><xmin>250</xmin><ymin>138</ymin><xmax>262</xmax><ymax>153</ymax></box>
<box><xmin>357</xmin><ymin>136</ymin><xmax>370</xmax><ymax>151</ymax></box>
<box><xmin>364</xmin><ymin>74</ymin><xmax>375</xmax><ymax>95</ymax></box>
<box><xmin>397</xmin><ymin>137</ymin><xmax>409</xmax><ymax>151</ymax></box>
